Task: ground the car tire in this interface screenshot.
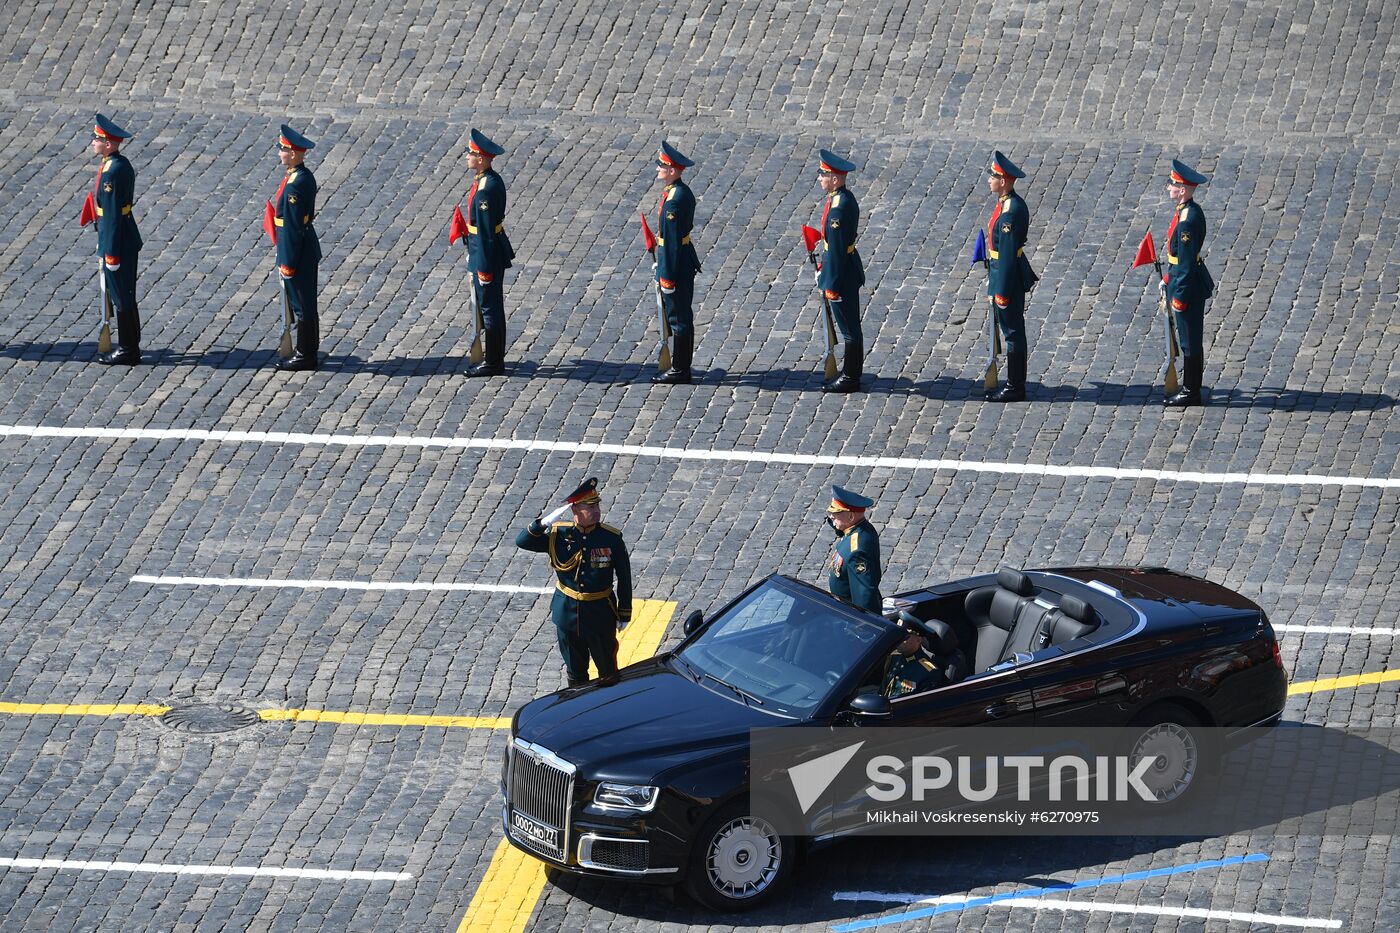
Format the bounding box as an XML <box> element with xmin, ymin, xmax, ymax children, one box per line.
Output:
<box><xmin>684</xmin><ymin>800</ymin><xmax>794</xmax><ymax>911</ymax></box>
<box><xmin>1126</xmin><ymin>703</ymin><xmax>1211</xmax><ymax>806</ymax></box>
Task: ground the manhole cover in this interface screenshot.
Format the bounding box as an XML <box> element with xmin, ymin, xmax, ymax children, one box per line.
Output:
<box><xmin>158</xmin><ymin>703</ymin><xmax>262</xmax><ymax>734</ymax></box>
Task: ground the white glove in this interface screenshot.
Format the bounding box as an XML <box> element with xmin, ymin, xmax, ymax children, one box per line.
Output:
<box><xmin>660</xmin><ymin>285</ymin><xmax>676</xmax><ymax>295</ymax></box>
<box><xmin>1157</xmin><ymin>279</ymin><xmax>1166</xmax><ymax>296</ymax></box>
<box><xmin>279</xmin><ymin>270</ymin><xmax>294</xmax><ymax>280</ymax></box>
<box><xmin>616</xmin><ymin>618</ymin><xmax>630</xmax><ymax>633</ymax></box>
<box><xmin>104</xmin><ymin>261</ymin><xmax>120</xmax><ymax>271</ymax></box>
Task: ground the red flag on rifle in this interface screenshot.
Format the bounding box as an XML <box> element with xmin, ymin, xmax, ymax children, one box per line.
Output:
<box><xmin>79</xmin><ymin>192</ymin><xmax>97</xmax><ymax>227</ymax></box>
<box><xmin>640</xmin><ymin>213</ymin><xmax>657</xmax><ymax>253</ymax></box>
<box><xmin>262</xmin><ymin>200</ymin><xmax>278</xmax><ymax>245</ymax></box>
<box><xmin>801</xmin><ymin>224</ymin><xmax>822</xmax><ymax>253</ymax></box>
<box><xmin>1131</xmin><ymin>230</ymin><xmax>1157</xmax><ymax>268</ymax></box>
<box><xmin>449</xmin><ymin>205</ymin><xmax>468</xmax><ymax>245</ymax></box>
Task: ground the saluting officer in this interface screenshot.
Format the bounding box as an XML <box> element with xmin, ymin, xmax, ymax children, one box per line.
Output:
<box><xmin>516</xmin><ymin>478</ymin><xmax>633</xmax><ymax>687</ymax></box>
<box><xmin>984</xmin><ymin>151</ymin><xmax>1038</xmax><ymax>402</ymax></box>
<box><xmin>815</xmin><ymin>150</ymin><xmax>867</xmax><ymax>393</ymax></box>
<box><xmin>652</xmin><ymin>141</ymin><xmax>702</xmax><ymax>385</ymax></box>
<box><xmin>826</xmin><ymin>485</ymin><xmax>882</xmax><ymax>613</ymax></box>
<box><xmin>463</xmin><ymin>129</ymin><xmax>515</xmax><ymax>377</ymax></box>
<box><xmin>1161</xmin><ymin>159</ymin><xmax>1215</xmax><ymax>407</ymax></box>
<box><xmin>86</xmin><ymin>114</ymin><xmax>144</xmax><ymax>365</ymax></box>
<box><xmin>271</xmin><ymin>125</ymin><xmax>322</xmax><ymax>371</ymax></box>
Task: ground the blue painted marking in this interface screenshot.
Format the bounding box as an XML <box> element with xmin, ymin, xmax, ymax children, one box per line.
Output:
<box><xmin>832</xmin><ymin>853</ymin><xmax>1270</xmax><ymax>931</ymax></box>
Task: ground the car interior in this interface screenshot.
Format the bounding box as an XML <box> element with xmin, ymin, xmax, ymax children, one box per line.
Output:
<box><xmin>868</xmin><ymin>567</ymin><xmax>1106</xmax><ymax>693</ymax></box>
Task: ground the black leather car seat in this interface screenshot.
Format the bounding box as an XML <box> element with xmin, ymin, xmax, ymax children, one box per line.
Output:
<box><xmin>1038</xmin><ymin>594</ymin><xmax>1098</xmax><ymax>647</ymax></box>
<box><xmin>964</xmin><ymin>568</ymin><xmax>1037</xmax><ymax>671</ymax></box>
<box><xmin>924</xmin><ymin>618</ymin><xmax>968</xmax><ymax>684</ymax></box>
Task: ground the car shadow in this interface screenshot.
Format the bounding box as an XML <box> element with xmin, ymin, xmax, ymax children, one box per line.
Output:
<box><xmin>540</xmin><ymin>833</ymin><xmax>1210</xmax><ymax>926</ymax></box>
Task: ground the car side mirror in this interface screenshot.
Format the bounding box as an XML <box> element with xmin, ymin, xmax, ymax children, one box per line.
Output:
<box><xmin>847</xmin><ymin>693</ymin><xmax>891</xmax><ymax>718</ymax></box>
<box><xmin>682</xmin><ymin>610</ymin><xmax>704</xmax><ymax>636</ymax></box>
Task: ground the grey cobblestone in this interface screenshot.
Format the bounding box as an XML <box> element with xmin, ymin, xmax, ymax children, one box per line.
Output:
<box><xmin>1</xmin><ymin>0</ymin><xmax>1398</xmax><ymax>929</ymax></box>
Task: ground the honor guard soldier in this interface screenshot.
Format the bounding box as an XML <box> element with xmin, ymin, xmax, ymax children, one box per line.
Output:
<box><xmin>815</xmin><ymin>150</ymin><xmax>867</xmax><ymax>393</ymax></box>
<box><xmin>516</xmin><ymin>477</ymin><xmax>633</xmax><ymax>687</ymax></box>
<box><xmin>826</xmin><ymin>485</ymin><xmax>882</xmax><ymax>613</ymax></box>
<box><xmin>652</xmin><ymin>141</ymin><xmax>702</xmax><ymax>384</ymax></box>
<box><xmin>461</xmin><ymin>129</ymin><xmax>515</xmax><ymax>377</ymax></box>
<box><xmin>270</xmin><ymin>125</ymin><xmax>322</xmax><ymax>371</ymax></box>
<box><xmin>984</xmin><ymin>151</ymin><xmax>1039</xmax><ymax>402</ymax></box>
<box><xmin>83</xmin><ymin>114</ymin><xmax>144</xmax><ymax>364</ymax></box>
<box><xmin>1162</xmin><ymin>159</ymin><xmax>1215</xmax><ymax>407</ymax></box>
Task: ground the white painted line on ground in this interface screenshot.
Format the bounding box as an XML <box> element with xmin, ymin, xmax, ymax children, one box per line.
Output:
<box><xmin>4</xmin><ymin>424</ymin><xmax>1398</xmax><ymax>489</ymax></box>
<box><xmin>0</xmin><ymin>856</ymin><xmax>411</xmax><ymax>882</ymax></box>
<box><xmin>130</xmin><ymin>575</ymin><xmax>552</xmax><ymax>595</ymax></box>
<box><xmin>1275</xmin><ymin>625</ymin><xmax>1400</xmax><ymax>636</ymax></box>
<box><xmin>832</xmin><ymin>892</ymin><xmax>1341</xmax><ymax>929</ymax></box>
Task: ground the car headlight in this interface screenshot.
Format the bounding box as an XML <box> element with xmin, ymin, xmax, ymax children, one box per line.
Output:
<box><xmin>593</xmin><ymin>782</ymin><xmax>660</xmax><ymax>812</ymax></box>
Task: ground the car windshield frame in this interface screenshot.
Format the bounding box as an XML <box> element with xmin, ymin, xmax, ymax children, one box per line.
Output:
<box><xmin>673</xmin><ymin>576</ymin><xmax>899</xmax><ymax>718</ymax></box>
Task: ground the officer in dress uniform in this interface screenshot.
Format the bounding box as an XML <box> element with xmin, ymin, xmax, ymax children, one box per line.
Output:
<box><xmin>516</xmin><ymin>478</ymin><xmax>633</xmax><ymax>687</ymax></box>
<box><xmin>826</xmin><ymin>484</ymin><xmax>882</xmax><ymax>613</ymax></box>
<box><xmin>652</xmin><ymin>141</ymin><xmax>702</xmax><ymax>385</ymax></box>
<box><xmin>87</xmin><ymin>114</ymin><xmax>144</xmax><ymax>365</ymax></box>
<box><xmin>881</xmin><ymin>615</ymin><xmax>944</xmax><ymax>699</ymax></box>
<box><xmin>272</xmin><ymin>125</ymin><xmax>322</xmax><ymax>371</ymax></box>
<box><xmin>1162</xmin><ymin>159</ymin><xmax>1215</xmax><ymax>407</ymax></box>
<box><xmin>816</xmin><ymin>150</ymin><xmax>867</xmax><ymax>393</ymax></box>
<box><xmin>984</xmin><ymin>150</ymin><xmax>1039</xmax><ymax>402</ymax></box>
<box><xmin>463</xmin><ymin>128</ymin><xmax>515</xmax><ymax>377</ymax></box>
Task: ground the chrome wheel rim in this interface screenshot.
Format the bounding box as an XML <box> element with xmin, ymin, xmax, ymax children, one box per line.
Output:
<box><xmin>706</xmin><ymin>816</ymin><xmax>782</xmax><ymax>899</ymax></box>
<box><xmin>1132</xmin><ymin>721</ymin><xmax>1199</xmax><ymax>802</ymax></box>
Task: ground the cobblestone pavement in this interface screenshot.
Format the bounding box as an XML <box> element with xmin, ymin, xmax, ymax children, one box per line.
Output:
<box><xmin>0</xmin><ymin>0</ymin><xmax>1398</xmax><ymax>929</ymax></box>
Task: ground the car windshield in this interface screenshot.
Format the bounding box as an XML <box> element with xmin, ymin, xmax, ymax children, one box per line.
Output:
<box><xmin>675</xmin><ymin>580</ymin><xmax>890</xmax><ymax>715</ymax></box>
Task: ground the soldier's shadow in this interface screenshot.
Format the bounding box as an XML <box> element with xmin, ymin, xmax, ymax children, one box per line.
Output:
<box><xmin>0</xmin><ymin>343</ymin><xmax>368</xmax><ymax>372</ymax></box>
<box><xmin>1087</xmin><ymin>381</ymin><xmax>1396</xmax><ymax>412</ymax></box>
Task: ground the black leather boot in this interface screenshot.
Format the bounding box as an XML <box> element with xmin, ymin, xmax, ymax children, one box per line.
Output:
<box><xmin>102</xmin><ymin>308</ymin><xmax>142</xmax><ymax>364</ymax></box>
<box><xmin>1166</xmin><ymin>355</ymin><xmax>1203</xmax><ymax>407</ymax></box>
<box><xmin>823</xmin><ymin>339</ymin><xmax>862</xmax><ymax>393</ymax></box>
<box><xmin>651</xmin><ymin>332</ymin><xmax>693</xmax><ymax>384</ymax></box>
<box><xmin>989</xmin><ymin>351</ymin><xmax>1026</xmax><ymax>402</ymax></box>
<box><xmin>469</xmin><ymin>329</ymin><xmax>506</xmax><ymax>377</ymax></box>
<box><xmin>277</xmin><ymin>315</ymin><xmax>319</xmax><ymax>371</ymax></box>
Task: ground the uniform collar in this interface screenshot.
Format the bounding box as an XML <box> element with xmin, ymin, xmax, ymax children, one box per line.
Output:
<box><xmin>841</xmin><ymin>519</ymin><xmax>865</xmax><ymax>537</ymax></box>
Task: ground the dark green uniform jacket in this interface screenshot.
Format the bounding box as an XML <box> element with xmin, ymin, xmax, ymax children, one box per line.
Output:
<box><xmin>828</xmin><ymin>519</ymin><xmax>882</xmax><ymax>613</ymax></box>
<box><xmin>882</xmin><ymin>652</ymin><xmax>943</xmax><ymax>698</ymax></box>
<box><xmin>516</xmin><ymin>520</ymin><xmax>633</xmax><ymax>629</ymax></box>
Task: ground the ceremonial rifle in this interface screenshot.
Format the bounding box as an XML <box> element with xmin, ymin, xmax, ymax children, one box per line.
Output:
<box><xmin>972</xmin><ymin>229</ymin><xmax>1000</xmax><ymax>391</ymax></box>
<box><xmin>1132</xmin><ymin>230</ymin><xmax>1179</xmax><ymax>395</ymax></box>
<box><xmin>78</xmin><ymin>188</ymin><xmax>112</xmax><ymax>353</ymax></box>
<box><xmin>640</xmin><ymin>213</ymin><xmax>671</xmax><ymax>372</ymax></box>
<box><xmin>801</xmin><ymin>224</ymin><xmax>839</xmax><ymax>381</ymax></box>
<box><xmin>449</xmin><ymin>205</ymin><xmax>486</xmax><ymax>364</ymax></box>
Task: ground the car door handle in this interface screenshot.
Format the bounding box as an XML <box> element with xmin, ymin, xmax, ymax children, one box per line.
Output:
<box><xmin>983</xmin><ymin>702</ymin><xmax>1015</xmax><ymax>719</ymax></box>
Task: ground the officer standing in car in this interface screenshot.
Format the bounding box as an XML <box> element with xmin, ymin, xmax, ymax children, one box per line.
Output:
<box><xmin>826</xmin><ymin>484</ymin><xmax>882</xmax><ymax>613</ymax></box>
<box><xmin>516</xmin><ymin>477</ymin><xmax>633</xmax><ymax>687</ymax></box>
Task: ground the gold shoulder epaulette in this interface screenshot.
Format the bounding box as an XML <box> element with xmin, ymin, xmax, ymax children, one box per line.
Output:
<box><xmin>600</xmin><ymin>522</ymin><xmax>624</xmax><ymax>536</ymax></box>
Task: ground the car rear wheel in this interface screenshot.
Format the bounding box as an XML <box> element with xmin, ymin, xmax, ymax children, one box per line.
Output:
<box><xmin>684</xmin><ymin>801</ymin><xmax>793</xmax><ymax>911</ymax></box>
<box><xmin>1127</xmin><ymin>704</ymin><xmax>1209</xmax><ymax>805</ymax></box>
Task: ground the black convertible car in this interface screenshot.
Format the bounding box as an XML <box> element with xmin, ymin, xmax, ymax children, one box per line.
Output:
<box><xmin>502</xmin><ymin>567</ymin><xmax>1287</xmax><ymax>910</ymax></box>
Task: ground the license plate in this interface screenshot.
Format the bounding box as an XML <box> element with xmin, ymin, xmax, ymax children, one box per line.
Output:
<box><xmin>510</xmin><ymin>809</ymin><xmax>560</xmax><ymax>850</ymax></box>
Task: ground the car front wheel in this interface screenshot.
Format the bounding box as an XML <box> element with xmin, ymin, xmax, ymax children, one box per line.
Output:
<box><xmin>684</xmin><ymin>801</ymin><xmax>793</xmax><ymax>911</ymax></box>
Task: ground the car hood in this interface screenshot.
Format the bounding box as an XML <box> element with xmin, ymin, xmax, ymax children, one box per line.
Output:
<box><xmin>513</xmin><ymin>657</ymin><xmax>778</xmax><ymax>777</ymax></box>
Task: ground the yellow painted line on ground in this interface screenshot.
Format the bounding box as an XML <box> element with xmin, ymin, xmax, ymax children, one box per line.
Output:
<box><xmin>1289</xmin><ymin>667</ymin><xmax>1400</xmax><ymax>696</ymax></box>
<box><xmin>260</xmin><ymin>709</ymin><xmax>513</xmax><ymax>729</ymax></box>
<box><xmin>0</xmin><ymin>702</ymin><xmax>171</xmax><ymax>717</ymax></box>
<box><xmin>455</xmin><ymin>598</ymin><xmax>678</xmax><ymax>933</ymax></box>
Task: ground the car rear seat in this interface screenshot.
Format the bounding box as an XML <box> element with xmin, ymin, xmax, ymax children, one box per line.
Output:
<box><xmin>963</xmin><ymin>567</ymin><xmax>1037</xmax><ymax>671</ymax></box>
<box><xmin>1036</xmin><ymin>594</ymin><xmax>1098</xmax><ymax>647</ymax></box>
<box><xmin>965</xmin><ymin>570</ymin><xmax>1101</xmax><ymax>671</ymax></box>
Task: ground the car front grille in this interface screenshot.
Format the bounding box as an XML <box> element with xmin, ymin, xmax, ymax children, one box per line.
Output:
<box><xmin>506</xmin><ymin>738</ymin><xmax>575</xmax><ymax>862</ymax></box>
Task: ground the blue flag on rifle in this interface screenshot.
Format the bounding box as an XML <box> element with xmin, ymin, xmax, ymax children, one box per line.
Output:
<box><xmin>971</xmin><ymin>228</ymin><xmax>988</xmax><ymax>267</ymax></box>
